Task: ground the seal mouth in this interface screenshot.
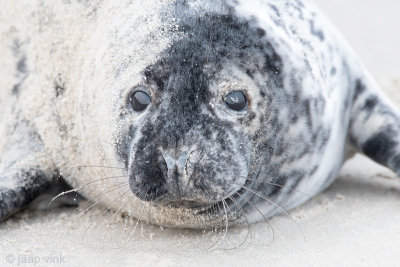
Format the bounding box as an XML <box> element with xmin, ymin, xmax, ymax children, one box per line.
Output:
<box><xmin>149</xmin><ymin>179</ymin><xmax>251</xmax><ymax>220</ymax></box>
<box><xmin>194</xmin><ymin>185</ymin><xmax>249</xmax><ymax>216</ymax></box>
<box><xmin>163</xmin><ymin>199</ymin><xmax>212</xmax><ymax>209</ymax></box>
<box><xmin>152</xmin><ymin>176</ymin><xmax>250</xmax><ymax>225</ymax></box>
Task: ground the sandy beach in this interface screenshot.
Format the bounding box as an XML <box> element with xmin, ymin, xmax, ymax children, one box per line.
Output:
<box><xmin>1</xmin><ymin>1</ymin><xmax>400</xmax><ymax>266</ymax></box>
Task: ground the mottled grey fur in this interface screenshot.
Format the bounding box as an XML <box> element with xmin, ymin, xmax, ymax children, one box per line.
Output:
<box><xmin>0</xmin><ymin>0</ymin><xmax>399</xmax><ymax>227</ymax></box>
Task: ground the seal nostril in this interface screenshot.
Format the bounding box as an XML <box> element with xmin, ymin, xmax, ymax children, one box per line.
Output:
<box><xmin>159</xmin><ymin>147</ymin><xmax>196</xmax><ymax>198</ymax></box>
<box><xmin>131</xmin><ymin>175</ymin><xmax>167</xmax><ymax>201</ymax></box>
<box><xmin>157</xmin><ymin>152</ymin><xmax>168</xmax><ymax>179</ymax></box>
<box><xmin>185</xmin><ymin>149</ymin><xmax>197</xmax><ymax>177</ymax></box>
<box><xmin>129</xmin><ymin>155</ymin><xmax>167</xmax><ymax>201</ymax></box>
<box><xmin>160</xmin><ymin>148</ymin><xmax>194</xmax><ymax>173</ymax></box>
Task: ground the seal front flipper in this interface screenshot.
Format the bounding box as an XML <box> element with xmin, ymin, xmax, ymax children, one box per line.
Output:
<box><xmin>0</xmin><ymin>119</ymin><xmax>53</xmax><ymax>222</ymax></box>
<box><xmin>348</xmin><ymin>71</ymin><xmax>400</xmax><ymax>175</ymax></box>
<box><xmin>0</xmin><ymin>170</ymin><xmax>52</xmax><ymax>221</ymax></box>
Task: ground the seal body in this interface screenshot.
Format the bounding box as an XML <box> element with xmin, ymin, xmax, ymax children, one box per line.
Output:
<box><xmin>1</xmin><ymin>0</ymin><xmax>400</xmax><ymax>228</ymax></box>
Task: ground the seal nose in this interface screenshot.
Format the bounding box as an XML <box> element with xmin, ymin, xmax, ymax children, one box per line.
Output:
<box><xmin>161</xmin><ymin>148</ymin><xmax>192</xmax><ymax>198</ymax></box>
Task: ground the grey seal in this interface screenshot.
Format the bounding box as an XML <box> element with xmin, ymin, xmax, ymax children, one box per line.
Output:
<box><xmin>0</xmin><ymin>0</ymin><xmax>399</xmax><ymax>228</ymax></box>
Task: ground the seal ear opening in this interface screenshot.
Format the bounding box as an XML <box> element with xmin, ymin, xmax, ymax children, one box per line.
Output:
<box><xmin>348</xmin><ymin>75</ymin><xmax>400</xmax><ymax>175</ymax></box>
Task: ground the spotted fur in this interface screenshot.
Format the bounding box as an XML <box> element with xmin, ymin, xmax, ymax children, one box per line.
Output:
<box><xmin>0</xmin><ymin>0</ymin><xmax>399</xmax><ymax>227</ymax></box>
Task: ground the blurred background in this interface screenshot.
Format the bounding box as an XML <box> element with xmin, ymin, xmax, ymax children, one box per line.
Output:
<box><xmin>316</xmin><ymin>0</ymin><xmax>400</xmax><ymax>79</ymax></box>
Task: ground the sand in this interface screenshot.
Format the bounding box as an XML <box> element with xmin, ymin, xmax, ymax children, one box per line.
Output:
<box><xmin>1</xmin><ymin>1</ymin><xmax>400</xmax><ymax>266</ymax></box>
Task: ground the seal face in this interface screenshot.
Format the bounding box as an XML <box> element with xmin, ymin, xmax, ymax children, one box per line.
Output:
<box><xmin>113</xmin><ymin>2</ymin><xmax>338</xmax><ymax>224</ymax></box>
<box><xmin>121</xmin><ymin>12</ymin><xmax>280</xmax><ymax>208</ymax></box>
<box><xmin>1</xmin><ymin>0</ymin><xmax>400</xmax><ymax>228</ymax></box>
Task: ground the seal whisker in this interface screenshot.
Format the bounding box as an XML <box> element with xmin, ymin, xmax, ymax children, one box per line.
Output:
<box><xmin>103</xmin><ymin>191</ymin><xmax>135</xmax><ymax>241</ymax></box>
<box><xmin>49</xmin><ymin>175</ymin><xmax>129</xmax><ymax>207</ymax></box>
<box><xmin>75</xmin><ymin>182</ymin><xmax>130</xmax><ymax>217</ymax></box>
<box><xmin>206</xmin><ymin>199</ymin><xmax>231</xmax><ymax>250</ymax></box>
<box><xmin>79</xmin><ymin>187</ymin><xmax>131</xmax><ymax>245</ymax></box>
<box><xmin>205</xmin><ymin>200</ymin><xmax>227</xmax><ymax>250</ymax></box>
<box><xmin>100</xmin><ymin>188</ymin><xmax>132</xmax><ymax>216</ymax></box>
<box><xmin>204</xmin><ymin>205</ymin><xmax>223</xmax><ymax>240</ymax></box>
<box><xmin>234</xmin><ymin>183</ymin><xmax>305</xmax><ymax>240</ymax></box>
<box><xmin>197</xmin><ymin>189</ymin><xmax>231</xmax><ymax>249</ymax></box>
<box><xmin>123</xmin><ymin>198</ymin><xmax>141</xmax><ymax>237</ymax></box>
<box><xmin>79</xmin><ymin>185</ymin><xmax>131</xmax><ymax>244</ymax></box>
<box><xmin>124</xmin><ymin>198</ymin><xmax>146</xmax><ymax>245</ymax></box>
<box><xmin>67</xmin><ymin>165</ymin><xmax>125</xmax><ymax>170</ymax></box>
<box><xmin>234</xmin><ymin>191</ymin><xmax>275</xmax><ymax>246</ymax></box>
<box><xmin>227</xmin><ymin>195</ymin><xmax>252</xmax><ymax>249</ymax></box>
<box><xmin>219</xmin><ymin>199</ymin><xmax>230</xmax><ymax>249</ymax></box>
<box><xmin>118</xmin><ymin>196</ymin><xmax>144</xmax><ymax>246</ymax></box>
<box><xmin>121</xmin><ymin>212</ymin><xmax>131</xmax><ymax>240</ymax></box>
<box><xmin>113</xmin><ymin>198</ymin><xmax>143</xmax><ymax>249</ymax></box>
<box><xmin>242</xmin><ymin>178</ymin><xmax>310</xmax><ymax>197</ymax></box>
<box><xmin>100</xmin><ymin>158</ymin><xmax>121</xmax><ymax>162</ymax></box>
<box><xmin>146</xmin><ymin>198</ymin><xmax>152</xmax><ymax>224</ymax></box>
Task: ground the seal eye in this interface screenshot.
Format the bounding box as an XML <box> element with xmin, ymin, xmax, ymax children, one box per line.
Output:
<box><xmin>130</xmin><ymin>90</ymin><xmax>151</xmax><ymax>112</ymax></box>
<box><xmin>224</xmin><ymin>91</ymin><xmax>247</xmax><ymax>111</ymax></box>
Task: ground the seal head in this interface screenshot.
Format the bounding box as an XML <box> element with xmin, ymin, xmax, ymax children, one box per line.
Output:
<box><xmin>110</xmin><ymin>2</ymin><xmax>334</xmax><ymax>227</ymax></box>
<box><xmin>119</xmin><ymin>13</ymin><xmax>277</xmax><ymax>212</ymax></box>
